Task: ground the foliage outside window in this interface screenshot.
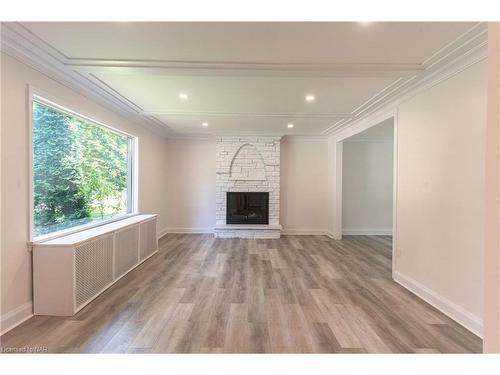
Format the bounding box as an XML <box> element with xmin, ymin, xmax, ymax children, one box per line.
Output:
<box><xmin>32</xmin><ymin>99</ymin><xmax>133</xmax><ymax>238</ymax></box>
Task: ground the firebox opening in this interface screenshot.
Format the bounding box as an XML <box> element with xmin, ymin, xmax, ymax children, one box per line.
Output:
<box><xmin>226</xmin><ymin>192</ymin><xmax>269</xmax><ymax>224</ymax></box>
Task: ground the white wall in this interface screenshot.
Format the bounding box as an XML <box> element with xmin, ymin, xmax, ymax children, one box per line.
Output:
<box><xmin>327</xmin><ymin>137</ymin><xmax>341</xmax><ymax>239</ymax></box>
<box><xmin>395</xmin><ymin>60</ymin><xmax>487</xmax><ymax>335</ymax></box>
<box><xmin>165</xmin><ymin>137</ymin><xmax>216</xmax><ymax>233</ymax></box>
<box><xmin>0</xmin><ymin>53</ymin><xmax>170</xmax><ymax>332</ymax></box>
<box><xmin>281</xmin><ymin>137</ymin><xmax>329</xmax><ymax>234</ymax></box>
<box><xmin>163</xmin><ymin>136</ymin><xmax>330</xmax><ymax>235</ymax></box>
<box><xmin>484</xmin><ymin>23</ymin><xmax>500</xmax><ymax>353</ymax></box>
<box><xmin>327</xmin><ymin>58</ymin><xmax>487</xmax><ymax>336</ymax></box>
<box><xmin>342</xmin><ymin>139</ymin><xmax>393</xmax><ymax>234</ymax></box>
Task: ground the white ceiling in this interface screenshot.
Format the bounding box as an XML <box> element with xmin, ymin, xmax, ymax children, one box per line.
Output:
<box><xmin>94</xmin><ymin>74</ymin><xmax>395</xmax><ymax>114</ymax></box>
<box><xmin>15</xmin><ymin>22</ymin><xmax>485</xmax><ymax>136</ymax></box>
<box><xmin>22</xmin><ymin>22</ymin><xmax>473</xmax><ymax>63</ymax></box>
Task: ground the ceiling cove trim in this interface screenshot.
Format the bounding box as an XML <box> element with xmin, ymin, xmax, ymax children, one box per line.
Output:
<box><xmin>86</xmin><ymin>72</ymin><xmax>146</xmax><ymax>113</ymax></box>
<box><xmin>0</xmin><ymin>22</ymin><xmax>171</xmax><ymax>137</ymax></box>
<box><xmin>165</xmin><ymin>134</ymin><xmax>326</xmax><ymax>142</ymax></box>
<box><xmin>324</xmin><ymin>23</ymin><xmax>488</xmax><ymax>136</ymax></box>
<box><xmin>348</xmin><ymin>77</ymin><xmax>409</xmax><ymax>116</ymax></box>
<box><xmin>30</xmin><ymin>21</ymin><xmax>485</xmax><ymax>136</ymax></box>
<box><xmin>2</xmin><ymin>22</ymin><xmax>487</xmax><ymax>138</ymax></box>
<box><xmin>220</xmin><ymin>133</ymin><xmax>285</xmax><ymax>138</ymax></box>
<box><xmin>18</xmin><ymin>23</ymin><xmax>483</xmax><ymax>79</ymax></box>
<box><xmin>330</xmin><ymin>46</ymin><xmax>487</xmax><ymax>141</ymax></box>
<box><xmin>141</xmin><ymin>110</ymin><xmax>353</xmax><ymax>119</ymax></box>
<box><xmin>422</xmin><ymin>22</ymin><xmax>486</xmax><ymax>68</ymax></box>
<box><xmin>67</xmin><ymin>59</ymin><xmax>424</xmax><ymax>77</ymax></box>
<box><xmin>167</xmin><ymin>133</ymin><xmax>215</xmax><ymax>141</ymax></box>
<box><xmin>55</xmin><ymin>24</ymin><xmax>484</xmax><ymax>79</ymax></box>
<box><xmin>282</xmin><ymin>135</ymin><xmax>328</xmax><ymax>143</ymax></box>
<box><xmin>343</xmin><ymin>137</ymin><xmax>394</xmax><ymax>143</ymax></box>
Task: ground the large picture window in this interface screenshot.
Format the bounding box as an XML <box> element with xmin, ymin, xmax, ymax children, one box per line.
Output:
<box><xmin>32</xmin><ymin>98</ymin><xmax>135</xmax><ymax>239</ymax></box>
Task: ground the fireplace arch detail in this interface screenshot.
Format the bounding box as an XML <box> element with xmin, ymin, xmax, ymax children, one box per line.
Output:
<box><xmin>229</xmin><ymin>143</ymin><xmax>266</xmax><ymax>181</ymax></box>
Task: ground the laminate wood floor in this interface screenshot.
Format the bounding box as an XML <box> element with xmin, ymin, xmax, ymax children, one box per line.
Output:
<box><xmin>0</xmin><ymin>234</ymin><xmax>482</xmax><ymax>353</ymax></box>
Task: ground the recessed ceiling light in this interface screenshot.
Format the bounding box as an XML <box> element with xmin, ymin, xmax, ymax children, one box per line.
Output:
<box><xmin>305</xmin><ymin>94</ymin><xmax>315</xmax><ymax>102</ymax></box>
<box><xmin>179</xmin><ymin>93</ymin><xmax>189</xmax><ymax>100</ymax></box>
<box><xmin>287</xmin><ymin>123</ymin><xmax>294</xmax><ymax>129</ymax></box>
<box><xmin>202</xmin><ymin>122</ymin><xmax>209</xmax><ymax>127</ymax></box>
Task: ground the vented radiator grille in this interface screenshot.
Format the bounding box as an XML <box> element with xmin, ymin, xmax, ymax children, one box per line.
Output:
<box><xmin>75</xmin><ymin>234</ymin><xmax>114</xmax><ymax>309</ymax></box>
<box><xmin>140</xmin><ymin>219</ymin><xmax>157</xmax><ymax>260</ymax></box>
<box><xmin>115</xmin><ymin>225</ymin><xmax>139</xmax><ymax>278</ymax></box>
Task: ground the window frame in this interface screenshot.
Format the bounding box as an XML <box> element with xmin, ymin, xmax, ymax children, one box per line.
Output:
<box><xmin>29</xmin><ymin>88</ymin><xmax>139</xmax><ymax>243</ymax></box>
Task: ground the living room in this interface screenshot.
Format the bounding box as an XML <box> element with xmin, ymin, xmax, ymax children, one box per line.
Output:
<box><xmin>1</xmin><ymin>1</ymin><xmax>500</xmax><ymax>373</ymax></box>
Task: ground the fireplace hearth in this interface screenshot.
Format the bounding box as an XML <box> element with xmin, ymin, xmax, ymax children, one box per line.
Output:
<box><xmin>226</xmin><ymin>192</ymin><xmax>269</xmax><ymax>224</ymax></box>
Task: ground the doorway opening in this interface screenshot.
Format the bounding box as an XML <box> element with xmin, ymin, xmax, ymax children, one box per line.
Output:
<box><xmin>334</xmin><ymin>114</ymin><xmax>397</xmax><ymax>275</ymax></box>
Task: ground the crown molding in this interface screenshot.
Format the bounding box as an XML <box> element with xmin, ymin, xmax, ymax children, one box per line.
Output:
<box><xmin>343</xmin><ymin>137</ymin><xmax>393</xmax><ymax>143</ymax></box>
<box><xmin>330</xmin><ymin>41</ymin><xmax>487</xmax><ymax>140</ymax></box>
<box><xmin>0</xmin><ymin>22</ymin><xmax>171</xmax><ymax>138</ymax></box>
<box><xmin>167</xmin><ymin>131</ymin><xmax>289</xmax><ymax>139</ymax></box>
<box><xmin>422</xmin><ymin>22</ymin><xmax>486</xmax><ymax>68</ymax></box>
<box><xmin>171</xmin><ymin>131</ymin><xmax>332</xmax><ymax>139</ymax></box>
<box><xmin>166</xmin><ymin>133</ymin><xmax>216</xmax><ymax>141</ymax></box>
<box><xmin>142</xmin><ymin>110</ymin><xmax>353</xmax><ymax>119</ymax></box>
<box><xmin>215</xmin><ymin>133</ymin><xmax>284</xmax><ymax>139</ymax></box>
<box><xmin>68</xmin><ymin>59</ymin><xmax>424</xmax><ymax>78</ymax></box>
<box><xmin>324</xmin><ymin>22</ymin><xmax>488</xmax><ymax>137</ymax></box>
<box><xmin>282</xmin><ymin>135</ymin><xmax>328</xmax><ymax>143</ymax></box>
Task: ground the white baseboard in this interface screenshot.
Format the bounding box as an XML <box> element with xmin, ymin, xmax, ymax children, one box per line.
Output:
<box><xmin>157</xmin><ymin>227</ymin><xmax>169</xmax><ymax>239</ymax></box>
<box><xmin>393</xmin><ymin>271</ymin><xmax>483</xmax><ymax>338</ymax></box>
<box><xmin>326</xmin><ymin>231</ymin><xmax>342</xmax><ymax>240</ymax></box>
<box><xmin>342</xmin><ymin>228</ymin><xmax>393</xmax><ymax>235</ymax></box>
<box><xmin>281</xmin><ymin>228</ymin><xmax>329</xmax><ymax>236</ymax></box>
<box><xmin>163</xmin><ymin>227</ymin><xmax>333</xmax><ymax>236</ymax></box>
<box><xmin>164</xmin><ymin>227</ymin><xmax>214</xmax><ymax>234</ymax></box>
<box><xmin>1</xmin><ymin>302</ymin><xmax>33</xmax><ymax>336</ymax></box>
<box><xmin>162</xmin><ymin>227</ymin><xmax>392</xmax><ymax>238</ymax></box>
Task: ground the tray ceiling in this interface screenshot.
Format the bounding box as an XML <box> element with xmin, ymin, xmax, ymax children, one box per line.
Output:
<box><xmin>7</xmin><ymin>22</ymin><xmax>487</xmax><ymax>136</ymax></box>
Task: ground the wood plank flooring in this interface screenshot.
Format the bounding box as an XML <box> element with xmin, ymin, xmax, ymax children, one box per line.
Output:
<box><xmin>0</xmin><ymin>234</ymin><xmax>482</xmax><ymax>353</ymax></box>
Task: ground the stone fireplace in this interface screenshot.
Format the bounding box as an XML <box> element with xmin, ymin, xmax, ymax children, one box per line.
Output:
<box><xmin>214</xmin><ymin>136</ymin><xmax>281</xmax><ymax>238</ymax></box>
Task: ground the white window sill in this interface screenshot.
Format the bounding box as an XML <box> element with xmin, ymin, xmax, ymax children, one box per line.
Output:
<box><xmin>31</xmin><ymin>213</ymin><xmax>140</xmax><ymax>245</ymax></box>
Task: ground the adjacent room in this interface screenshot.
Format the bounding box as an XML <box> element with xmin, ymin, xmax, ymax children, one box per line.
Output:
<box><xmin>1</xmin><ymin>21</ymin><xmax>498</xmax><ymax>355</ymax></box>
<box><xmin>341</xmin><ymin>118</ymin><xmax>394</xmax><ymax>237</ymax></box>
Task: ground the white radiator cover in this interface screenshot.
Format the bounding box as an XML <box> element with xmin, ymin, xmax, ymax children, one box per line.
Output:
<box><xmin>33</xmin><ymin>214</ymin><xmax>158</xmax><ymax>316</ymax></box>
<box><xmin>115</xmin><ymin>225</ymin><xmax>140</xmax><ymax>278</ymax></box>
<box><xmin>140</xmin><ymin>219</ymin><xmax>157</xmax><ymax>260</ymax></box>
<box><xmin>75</xmin><ymin>234</ymin><xmax>114</xmax><ymax>309</ymax></box>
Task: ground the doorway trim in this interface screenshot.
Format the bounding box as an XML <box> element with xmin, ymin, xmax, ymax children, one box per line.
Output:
<box><xmin>332</xmin><ymin>109</ymin><xmax>398</xmax><ymax>277</ymax></box>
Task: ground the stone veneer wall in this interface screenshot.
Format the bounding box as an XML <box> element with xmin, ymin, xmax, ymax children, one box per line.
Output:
<box><xmin>215</xmin><ymin>136</ymin><xmax>281</xmax><ymax>238</ymax></box>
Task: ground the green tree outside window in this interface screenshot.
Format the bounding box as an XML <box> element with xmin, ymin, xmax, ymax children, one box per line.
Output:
<box><xmin>32</xmin><ymin>101</ymin><xmax>131</xmax><ymax>237</ymax></box>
